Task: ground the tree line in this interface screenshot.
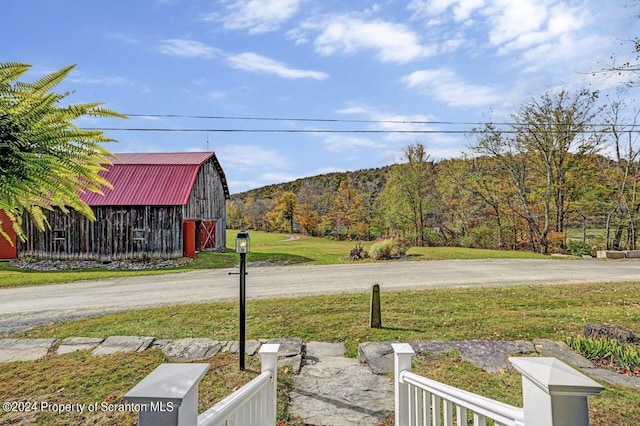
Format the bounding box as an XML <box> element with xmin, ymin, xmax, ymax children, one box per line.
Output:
<box><xmin>228</xmin><ymin>88</ymin><xmax>640</xmax><ymax>255</ymax></box>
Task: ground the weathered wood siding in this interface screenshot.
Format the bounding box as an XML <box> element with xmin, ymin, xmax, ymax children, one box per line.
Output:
<box><xmin>20</xmin><ymin>205</ymin><xmax>183</xmax><ymax>261</ymax></box>
<box><xmin>19</xmin><ymin>155</ymin><xmax>228</xmax><ymax>260</ymax></box>
<box><xmin>183</xmin><ymin>157</ymin><xmax>227</xmax><ymax>250</ymax></box>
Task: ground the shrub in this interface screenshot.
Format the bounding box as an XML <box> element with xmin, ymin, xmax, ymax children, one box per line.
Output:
<box><xmin>349</xmin><ymin>242</ymin><xmax>369</xmax><ymax>261</ymax></box>
<box><xmin>547</xmin><ymin>231</ymin><xmax>565</xmax><ymax>253</ymax></box>
<box><xmin>567</xmin><ymin>240</ymin><xmax>590</xmax><ymax>257</ymax></box>
<box><xmin>370</xmin><ymin>239</ymin><xmax>397</xmax><ymax>260</ymax></box>
<box><xmin>395</xmin><ymin>237</ymin><xmax>411</xmax><ymax>256</ymax></box>
<box><xmin>458</xmin><ymin>224</ymin><xmax>498</xmax><ymax>249</ymax></box>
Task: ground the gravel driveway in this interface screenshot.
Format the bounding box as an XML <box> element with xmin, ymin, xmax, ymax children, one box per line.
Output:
<box><xmin>1</xmin><ymin>258</ymin><xmax>639</xmax><ymax>334</ymax></box>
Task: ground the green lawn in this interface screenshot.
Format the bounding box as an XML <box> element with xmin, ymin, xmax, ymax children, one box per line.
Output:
<box><xmin>5</xmin><ymin>280</ymin><xmax>640</xmax><ymax>425</ymax></box>
<box><xmin>0</xmin><ymin>230</ymin><xmax>547</xmax><ymax>288</ymax></box>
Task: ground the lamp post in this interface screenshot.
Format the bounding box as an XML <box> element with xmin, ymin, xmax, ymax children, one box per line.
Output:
<box><xmin>235</xmin><ymin>229</ymin><xmax>250</xmax><ymax>370</ymax></box>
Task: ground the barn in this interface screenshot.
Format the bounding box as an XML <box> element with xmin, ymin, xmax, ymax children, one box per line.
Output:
<box><xmin>17</xmin><ymin>152</ymin><xmax>229</xmax><ymax>261</ymax></box>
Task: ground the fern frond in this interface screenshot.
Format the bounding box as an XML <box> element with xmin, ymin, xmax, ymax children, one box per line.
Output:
<box><xmin>0</xmin><ymin>62</ymin><xmax>30</xmax><ymax>85</ymax></box>
<box><xmin>0</xmin><ymin>62</ymin><xmax>126</xmax><ymax>242</ymax></box>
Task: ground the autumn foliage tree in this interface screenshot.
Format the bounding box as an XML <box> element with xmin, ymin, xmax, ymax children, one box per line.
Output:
<box><xmin>267</xmin><ymin>191</ymin><xmax>297</xmax><ymax>233</ymax></box>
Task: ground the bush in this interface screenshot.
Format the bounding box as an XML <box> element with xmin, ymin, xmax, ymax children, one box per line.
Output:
<box><xmin>547</xmin><ymin>231</ymin><xmax>565</xmax><ymax>253</ymax></box>
<box><xmin>395</xmin><ymin>237</ymin><xmax>411</xmax><ymax>256</ymax></box>
<box><xmin>567</xmin><ymin>240</ymin><xmax>590</xmax><ymax>257</ymax></box>
<box><xmin>370</xmin><ymin>239</ymin><xmax>397</xmax><ymax>260</ymax></box>
<box><xmin>458</xmin><ymin>224</ymin><xmax>498</xmax><ymax>249</ymax></box>
<box><xmin>349</xmin><ymin>242</ymin><xmax>369</xmax><ymax>261</ymax></box>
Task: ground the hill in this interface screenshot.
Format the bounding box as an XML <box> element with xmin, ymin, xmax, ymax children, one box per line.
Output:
<box><xmin>231</xmin><ymin>165</ymin><xmax>394</xmax><ymax>201</ymax></box>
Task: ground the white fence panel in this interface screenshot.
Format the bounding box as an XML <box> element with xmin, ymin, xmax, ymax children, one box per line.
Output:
<box><xmin>392</xmin><ymin>343</ymin><xmax>604</xmax><ymax>426</ymax></box>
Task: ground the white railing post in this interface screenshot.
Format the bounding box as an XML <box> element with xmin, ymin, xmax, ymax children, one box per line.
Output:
<box><xmin>392</xmin><ymin>343</ymin><xmax>415</xmax><ymax>426</ymax></box>
<box><xmin>125</xmin><ymin>363</ymin><xmax>209</xmax><ymax>426</ymax></box>
<box><xmin>259</xmin><ymin>343</ymin><xmax>280</xmax><ymax>425</ymax></box>
<box><xmin>509</xmin><ymin>357</ymin><xmax>604</xmax><ymax>426</ymax></box>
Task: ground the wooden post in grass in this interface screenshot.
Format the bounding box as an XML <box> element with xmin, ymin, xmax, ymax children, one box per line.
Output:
<box><xmin>370</xmin><ymin>283</ymin><xmax>382</xmax><ymax>328</ymax></box>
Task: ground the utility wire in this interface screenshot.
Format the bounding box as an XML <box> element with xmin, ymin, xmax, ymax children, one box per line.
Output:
<box><xmin>124</xmin><ymin>113</ymin><xmax>640</xmax><ymax>129</ymax></box>
<box><xmin>84</xmin><ymin>127</ymin><xmax>640</xmax><ymax>134</ymax></box>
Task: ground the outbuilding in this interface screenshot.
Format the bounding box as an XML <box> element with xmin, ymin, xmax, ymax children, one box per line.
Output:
<box><xmin>18</xmin><ymin>152</ymin><xmax>229</xmax><ymax>261</ymax></box>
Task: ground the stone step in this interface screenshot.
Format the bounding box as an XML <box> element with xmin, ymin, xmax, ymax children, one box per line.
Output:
<box><xmin>289</xmin><ymin>341</ymin><xmax>394</xmax><ymax>426</ymax></box>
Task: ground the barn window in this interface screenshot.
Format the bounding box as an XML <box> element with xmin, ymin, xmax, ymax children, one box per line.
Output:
<box><xmin>133</xmin><ymin>229</ymin><xmax>146</xmax><ymax>241</ymax></box>
<box><xmin>53</xmin><ymin>229</ymin><xmax>66</xmax><ymax>241</ymax></box>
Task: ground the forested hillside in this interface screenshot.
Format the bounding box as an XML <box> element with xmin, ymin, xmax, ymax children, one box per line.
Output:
<box><xmin>227</xmin><ymin>89</ymin><xmax>640</xmax><ymax>255</ymax></box>
<box><xmin>232</xmin><ymin>167</ymin><xmax>393</xmax><ymax>203</ymax></box>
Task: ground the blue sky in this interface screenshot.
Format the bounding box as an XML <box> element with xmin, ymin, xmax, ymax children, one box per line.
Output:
<box><xmin>4</xmin><ymin>0</ymin><xmax>639</xmax><ymax>193</ymax></box>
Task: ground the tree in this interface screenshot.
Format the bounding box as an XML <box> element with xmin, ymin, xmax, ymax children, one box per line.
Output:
<box><xmin>294</xmin><ymin>182</ymin><xmax>320</xmax><ymax>235</ymax></box>
<box><xmin>601</xmin><ymin>99</ymin><xmax>640</xmax><ymax>249</ymax></box>
<box><xmin>379</xmin><ymin>143</ymin><xmax>435</xmax><ymax>246</ymax></box>
<box><xmin>267</xmin><ymin>192</ymin><xmax>297</xmax><ymax>233</ymax></box>
<box><xmin>0</xmin><ymin>62</ymin><xmax>126</xmax><ymax>242</ymax></box>
<box><xmin>472</xmin><ymin>89</ymin><xmax>603</xmax><ymax>254</ymax></box>
<box><xmin>514</xmin><ymin>88</ymin><xmax>602</xmax><ymax>236</ymax></box>
<box><xmin>326</xmin><ymin>177</ymin><xmax>367</xmax><ymax>239</ymax></box>
<box><xmin>595</xmin><ymin>2</ymin><xmax>640</xmax><ymax>86</ymax></box>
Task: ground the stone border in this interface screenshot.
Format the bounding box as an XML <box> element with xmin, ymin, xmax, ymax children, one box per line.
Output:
<box><xmin>357</xmin><ymin>339</ymin><xmax>640</xmax><ymax>389</ymax></box>
<box><xmin>0</xmin><ymin>336</ymin><xmax>304</xmax><ymax>373</ymax></box>
<box><xmin>1</xmin><ymin>337</ymin><xmax>638</xmax><ymax>389</ymax></box>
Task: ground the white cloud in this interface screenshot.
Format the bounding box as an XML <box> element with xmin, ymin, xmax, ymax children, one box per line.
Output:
<box><xmin>401</xmin><ymin>68</ymin><xmax>503</xmax><ymax>107</ymax></box>
<box><xmin>322</xmin><ymin>134</ymin><xmax>380</xmax><ymax>152</ymax></box>
<box><xmin>408</xmin><ymin>0</ymin><xmax>593</xmax><ymax>58</ymax></box>
<box><xmin>215</xmin><ymin>145</ymin><xmax>288</xmax><ymax>170</ymax></box>
<box><xmin>226</xmin><ymin>52</ymin><xmax>328</xmax><ymax>80</ymax></box>
<box><xmin>293</xmin><ymin>15</ymin><xmax>435</xmax><ymax>63</ymax></box>
<box><xmin>230</xmin><ymin>172</ymin><xmax>303</xmax><ymax>192</ymax></box>
<box><xmin>408</xmin><ymin>0</ymin><xmax>486</xmax><ymax>22</ymax></box>
<box><xmin>158</xmin><ymin>39</ymin><xmax>222</xmax><ymax>58</ymax></box>
<box><xmin>204</xmin><ymin>0</ymin><xmax>302</xmax><ymax>34</ymax></box>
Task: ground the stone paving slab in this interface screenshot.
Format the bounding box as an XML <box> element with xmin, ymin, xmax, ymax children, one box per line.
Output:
<box><xmin>267</xmin><ymin>337</ymin><xmax>303</xmax><ymax>357</ymax></box>
<box><xmin>291</xmin><ymin>350</ymin><xmax>393</xmax><ymax>425</ymax></box>
<box><xmin>267</xmin><ymin>338</ymin><xmax>304</xmax><ymax>373</ymax></box>
<box><xmin>305</xmin><ymin>341</ymin><xmax>344</xmax><ymax>361</ymax></box>
<box><xmin>361</xmin><ymin>340</ymin><xmax>536</xmax><ymax>374</ymax></box>
<box><xmin>454</xmin><ymin>340</ymin><xmax>535</xmax><ymax>373</ymax></box>
<box><xmin>533</xmin><ymin>338</ymin><xmax>593</xmax><ymax>368</ymax></box>
<box><xmin>357</xmin><ymin>341</ymin><xmax>395</xmax><ymax>375</ymax></box>
<box><xmin>223</xmin><ymin>339</ymin><xmax>261</xmax><ymax>356</ymax></box>
<box><xmin>92</xmin><ymin>336</ymin><xmax>154</xmax><ymax>356</ymax></box>
<box><xmin>57</xmin><ymin>337</ymin><xmax>104</xmax><ymax>355</ymax></box>
<box><xmin>580</xmin><ymin>367</ymin><xmax>640</xmax><ymax>389</ymax></box>
<box><xmin>0</xmin><ymin>338</ymin><xmax>56</xmax><ymax>362</ymax></box>
<box><xmin>162</xmin><ymin>338</ymin><xmax>222</xmax><ymax>361</ymax></box>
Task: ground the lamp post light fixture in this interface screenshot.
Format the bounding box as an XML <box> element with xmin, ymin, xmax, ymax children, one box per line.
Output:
<box><xmin>235</xmin><ymin>229</ymin><xmax>250</xmax><ymax>370</ymax></box>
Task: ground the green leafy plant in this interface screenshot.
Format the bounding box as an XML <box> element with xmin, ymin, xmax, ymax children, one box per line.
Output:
<box><xmin>566</xmin><ymin>240</ymin><xmax>591</xmax><ymax>257</ymax></box>
<box><xmin>565</xmin><ymin>336</ymin><xmax>640</xmax><ymax>370</ymax></box>
<box><xmin>0</xmin><ymin>62</ymin><xmax>126</xmax><ymax>243</ymax></box>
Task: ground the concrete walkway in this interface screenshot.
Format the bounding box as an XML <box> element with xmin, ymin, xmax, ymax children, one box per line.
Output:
<box><xmin>1</xmin><ymin>337</ymin><xmax>639</xmax><ymax>425</ymax></box>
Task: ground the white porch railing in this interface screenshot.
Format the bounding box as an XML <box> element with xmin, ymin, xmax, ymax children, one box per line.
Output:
<box><xmin>125</xmin><ymin>343</ymin><xmax>280</xmax><ymax>426</ymax></box>
<box><xmin>198</xmin><ymin>343</ymin><xmax>279</xmax><ymax>426</ymax></box>
<box><xmin>392</xmin><ymin>343</ymin><xmax>604</xmax><ymax>426</ymax></box>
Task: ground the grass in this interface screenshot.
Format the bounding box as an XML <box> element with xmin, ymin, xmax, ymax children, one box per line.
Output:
<box><xmin>0</xmin><ymin>349</ymin><xmax>297</xmax><ymax>425</ymax></box>
<box><xmin>3</xmin><ymin>281</ymin><xmax>639</xmax><ymax>425</ymax></box>
<box><xmin>15</xmin><ymin>281</ymin><xmax>640</xmax><ymax>357</ymax></box>
<box><xmin>0</xmin><ymin>230</ymin><xmax>547</xmax><ymax>288</ymax></box>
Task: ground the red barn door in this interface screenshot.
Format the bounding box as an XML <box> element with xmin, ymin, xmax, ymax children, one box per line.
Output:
<box><xmin>0</xmin><ymin>210</ymin><xmax>17</xmax><ymax>260</ymax></box>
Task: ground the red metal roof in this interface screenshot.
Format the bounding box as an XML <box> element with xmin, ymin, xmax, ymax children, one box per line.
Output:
<box><xmin>80</xmin><ymin>152</ymin><xmax>229</xmax><ymax>206</ymax></box>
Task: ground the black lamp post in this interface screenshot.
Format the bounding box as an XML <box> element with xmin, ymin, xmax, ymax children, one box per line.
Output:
<box><xmin>235</xmin><ymin>229</ymin><xmax>250</xmax><ymax>370</ymax></box>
